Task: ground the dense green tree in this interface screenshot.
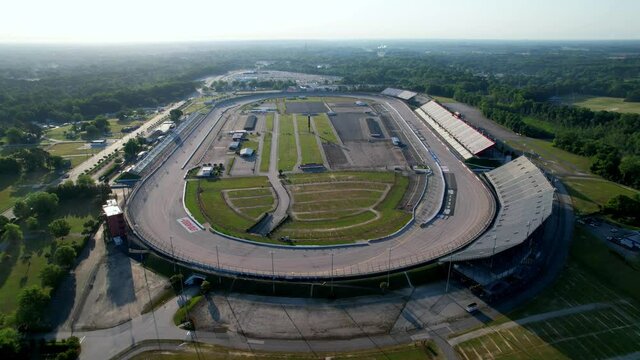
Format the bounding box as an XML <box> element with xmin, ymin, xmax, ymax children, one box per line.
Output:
<box><xmin>12</xmin><ymin>200</ymin><xmax>30</xmax><ymax>219</ymax></box>
<box><xmin>76</xmin><ymin>174</ymin><xmax>95</xmax><ymax>187</ymax></box>
<box><xmin>619</xmin><ymin>156</ymin><xmax>640</xmax><ymax>189</ymax></box>
<box><xmin>15</xmin><ymin>285</ymin><xmax>50</xmax><ymax>330</ymax></box>
<box><xmin>0</xmin><ymin>327</ymin><xmax>22</xmax><ymax>359</ymax></box>
<box><xmin>25</xmin><ymin>217</ymin><xmax>39</xmax><ymax>230</ymax></box>
<box><xmin>54</xmin><ymin>246</ymin><xmax>77</xmax><ymax>268</ymax></box>
<box><xmin>5</xmin><ymin>128</ymin><xmax>25</xmax><ymax>144</ymax></box>
<box><xmin>123</xmin><ymin>138</ymin><xmax>142</xmax><ymax>160</ymax></box>
<box><xmin>84</xmin><ymin>125</ymin><xmax>100</xmax><ymax>139</ymax></box>
<box><xmin>1</xmin><ymin>224</ymin><xmax>23</xmax><ymax>243</ymax></box>
<box><xmin>48</xmin><ymin>219</ymin><xmax>71</xmax><ymax>238</ymax></box>
<box><xmin>25</xmin><ymin>192</ymin><xmax>59</xmax><ymax>217</ymax></box>
<box><xmin>169</xmin><ymin>109</ymin><xmax>183</xmax><ymax>122</ymax></box>
<box><xmin>40</xmin><ymin>264</ymin><xmax>66</xmax><ymax>288</ymax></box>
<box><xmin>0</xmin><ymin>158</ymin><xmax>21</xmax><ymax>174</ymax></box>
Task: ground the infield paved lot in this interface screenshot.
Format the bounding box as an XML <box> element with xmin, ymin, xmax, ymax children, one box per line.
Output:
<box><xmin>125</xmin><ymin>93</ymin><xmax>495</xmax><ymax>279</ymax></box>
<box><xmin>285</xmin><ymin>101</ymin><xmax>328</xmax><ymax>114</ymax></box>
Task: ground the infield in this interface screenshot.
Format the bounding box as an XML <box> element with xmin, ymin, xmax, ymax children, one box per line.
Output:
<box><xmin>272</xmin><ymin>171</ymin><xmax>412</xmax><ymax>244</ymax></box>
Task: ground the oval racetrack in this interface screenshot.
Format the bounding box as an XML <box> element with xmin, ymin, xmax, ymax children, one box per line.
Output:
<box><xmin>125</xmin><ymin>93</ymin><xmax>495</xmax><ymax>280</ymax></box>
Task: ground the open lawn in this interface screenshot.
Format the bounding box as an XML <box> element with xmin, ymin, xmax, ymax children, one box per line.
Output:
<box><xmin>277</xmin><ymin>114</ymin><xmax>298</xmax><ymax>171</ymax></box>
<box><xmin>0</xmin><ymin>171</ymin><xmax>60</xmax><ymax>212</ymax></box>
<box><xmin>259</xmin><ymin>132</ymin><xmax>272</xmax><ymax>172</ymax></box>
<box><xmin>563</xmin><ymin>95</ymin><xmax>640</xmax><ymax>115</ymax></box>
<box><xmin>265</xmin><ymin>113</ymin><xmax>274</xmax><ymax>132</ymax></box>
<box><xmin>273</xmin><ymin>171</ymin><xmax>411</xmax><ymax>244</ymax></box>
<box><xmin>0</xmin><ymin>198</ymin><xmax>97</xmax><ymax>314</ymax></box>
<box><xmin>314</xmin><ymin>114</ymin><xmax>339</xmax><ymax>144</ymax></box>
<box><xmin>132</xmin><ymin>341</ymin><xmax>442</xmax><ymax>360</ymax></box>
<box><xmin>505</xmin><ymin>137</ymin><xmax>592</xmax><ymax>176</ymax></box>
<box><xmin>295</xmin><ymin>115</ymin><xmax>324</xmax><ymax>164</ymax></box>
<box><xmin>46</xmin><ymin>142</ymin><xmax>90</xmax><ymax>157</ymax></box>
<box><xmin>522</xmin><ymin>116</ymin><xmax>560</xmax><ymax>136</ymax></box>
<box><xmin>185</xmin><ymin>177</ymin><xmax>273</xmax><ymax>239</ymax></box>
<box><xmin>564</xmin><ymin>177</ymin><xmax>640</xmax><ymax>215</ymax></box>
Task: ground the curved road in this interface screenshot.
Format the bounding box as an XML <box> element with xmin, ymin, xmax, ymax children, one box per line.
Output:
<box><xmin>126</xmin><ymin>93</ymin><xmax>495</xmax><ymax>279</ymax></box>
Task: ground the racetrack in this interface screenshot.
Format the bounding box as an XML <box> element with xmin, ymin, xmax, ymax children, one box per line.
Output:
<box><xmin>125</xmin><ymin>93</ymin><xmax>495</xmax><ymax>280</ymax></box>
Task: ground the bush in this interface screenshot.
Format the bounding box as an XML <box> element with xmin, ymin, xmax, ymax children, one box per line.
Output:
<box><xmin>53</xmin><ymin>246</ymin><xmax>77</xmax><ymax>268</ymax></box>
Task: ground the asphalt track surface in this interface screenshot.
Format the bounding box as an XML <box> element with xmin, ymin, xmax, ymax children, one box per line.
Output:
<box><xmin>126</xmin><ymin>93</ymin><xmax>495</xmax><ymax>279</ymax></box>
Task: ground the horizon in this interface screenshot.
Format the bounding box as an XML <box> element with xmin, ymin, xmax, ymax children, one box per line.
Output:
<box><xmin>2</xmin><ymin>0</ymin><xmax>639</xmax><ymax>43</ymax></box>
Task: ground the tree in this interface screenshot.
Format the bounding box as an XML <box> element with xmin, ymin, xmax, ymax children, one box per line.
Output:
<box><xmin>0</xmin><ymin>158</ymin><xmax>21</xmax><ymax>175</ymax></box>
<box><xmin>76</xmin><ymin>174</ymin><xmax>95</xmax><ymax>187</ymax></box>
<box><xmin>15</xmin><ymin>285</ymin><xmax>50</xmax><ymax>330</ymax></box>
<box><xmin>25</xmin><ymin>217</ymin><xmax>39</xmax><ymax>230</ymax></box>
<box><xmin>93</xmin><ymin>116</ymin><xmax>110</xmax><ymax>132</ymax></box>
<box><xmin>5</xmin><ymin>128</ymin><xmax>25</xmax><ymax>144</ymax></box>
<box><xmin>48</xmin><ymin>219</ymin><xmax>71</xmax><ymax>238</ymax></box>
<box><xmin>200</xmin><ymin>280</ymin><xmax>212</xmax><ymax>294</ymax></box>
<box><xmin>40</xmin><ymin>264</ymin><xmax>66</xmax><ymax>288</ymax></box>
<box><xmin>0</xmin><ymin>326</ymin><xmax>22</xmax><ymax>359</ymax></box>
<box><xmin>84</xmin><ymin>125</ymin><xmax>100</xmax><ymax>139</ymax></box>
<box><xmin>1</xmin><ymin>224</ymin><xmax>23</xmax><ymax>243</ymax></box>
<box><xmin>12</xmin><ymin>200</ymin><xmax>30</xmax><ymax>219</ymax></box>
<box><xmin>169</xmin><ymin>109</ymin><xmax>183</xmax><ymax>122</ymax></box>
<box><xmin>54</xmin><ymin>246</ymin><xmax>77</xmax><ymax>268</ymax></box>
<box><xmin>48</xmin><ymin>155</ymin><xmax>68</xmax><ymax>171</ymax></box>
<box><xmin>123</xmin><ymin>138</ymin><xmax>142</xmax><ymax>160</ymax></box>
<box><xmin>25</xmin><ymin>192</ymin><xmax>59</xmax><ymax>217</ymax></box>
<box><xmin>619</xmin><ymin>155</ymin><xmax>640</xmax><ymax>188</ymax></box>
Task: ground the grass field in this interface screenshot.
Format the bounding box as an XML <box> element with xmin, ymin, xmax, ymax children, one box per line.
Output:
<box><xmin>505</xmin><ymin>137</ymin><xmax>592</xmax><ymax>175</ymax></box>
<box><xmin>522</xmin><ymin>116</ymin><xmax>560</xmax><ymax>136</ymax></box>
<box><xmin>45</xmin><ymin>118</ymin><xmax>146</xmax><ymax>141</ymax></box>
<box><xmin>295</xmin><ymin>114</ymin><xmax>324</xmax><ymax>164</ymax></box>
<box><xmin>277</xmin><ymin>114</ymin><xmax>298</xmax><ymax>171</ymax></box>
<box><xmin>46</xmin><ymin>142</ymin><xmax>90</xmax><ymax>156</ymax></box>
<box><xmin>314</xmin><ymin>114</ymin><xmax>339</xmax><ymax>144</ymax></box>
<box><xmin>132</xmin><ymin>341</ymin><xmax>442</xmax><ymax>360</ymax></box>
<box><xmin>453</xmin><ymin>225</ymin><xmax>640</xmax><ymax>360</ymax></box>
<box><xmin>0</xmin><ymin>199</ymin><xmax>97</xmax><ymax>314</ymax></box>
<box><xmin>564</xmin><ymin>177</ymin><xmax>640</xmax><ymax>215</ymax></box>
<box><xmin>259</xmin><ymin>132</ymin><xmax>272</xmax><ymax>172</ymax></box>
<box><xmin>273</xmin><ymin>171</ymin><xmax>411</xmax><ymax>244</ymax></box>
<box><xmin>563</xmin><ymin>95</ymin><xmax>640</xmax><ymax>115</ymax></box>
<box><xmin>185</xmin><ymin>177</ymin><xmax>273</xmax><ymax>238</ymax></box>
<box><xmin>265</xmin><ymin>113</ymin><xmax>274</xmax><ymax>132</ymax></box>
<box><xmin>0</xmin><ymin>171</ymin><xmax>60</xmax><ymax>212</ymax></box>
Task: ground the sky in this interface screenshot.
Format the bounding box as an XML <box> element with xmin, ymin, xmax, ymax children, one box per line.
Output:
<box><xmin>1</xmin><ymin>0</ymin><xmax>639</xmax><ymax>43</ymax></box>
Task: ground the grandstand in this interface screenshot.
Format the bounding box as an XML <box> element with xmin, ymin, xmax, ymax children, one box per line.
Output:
<box><xmin>449</xmin><ymin>156</ymin><xmax>554</xmax><ymax>261</ymax></box>
<box><xmin>381</xmin><ymin>87</ymin><xmax>418</xmax><ymax>101</ymax></box>
<box><xmin>416</xmin><ymin>101</ymin><xmax>494</xmax><ymax>160</ymax></box>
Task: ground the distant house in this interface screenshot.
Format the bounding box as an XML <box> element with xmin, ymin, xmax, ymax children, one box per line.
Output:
<box><xmin>239</xmin><ymin>148</ymin><xmax>254</xmax><ymax>157</ymax></box>
<box><xmin>229</xmin><ymin>141</ymin><xmax>240</xmax><ymax>151</ymax></box>
<box><xmin>91</xmin><ymin>139</ymin><xmax>107</xmax><ymax>147</ymax></box>
<box><xmin>232</xmin><ymin>132</ymin><xmax>245</xmax><ymax>141</ymax></box>
<box><xmin>197</xmin><ymin>166</ymin><xmax>214</xmax><ymax>177</ymax></box>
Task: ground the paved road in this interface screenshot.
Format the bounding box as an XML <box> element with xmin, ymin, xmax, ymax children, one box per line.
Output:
<box><xmin>125</xmin><ymin>93</ymin><xmax>495</xmax><ymax>279</ymax></box>
<box><xmin>67</xmin><ymin>102</ymin><xmax>185</xmax><ymax>181</ymax></box>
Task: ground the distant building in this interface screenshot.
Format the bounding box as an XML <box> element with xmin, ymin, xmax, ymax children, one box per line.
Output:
<box><xmin>244</xmin><ymin>115</ymin><xmax>257</xmax><ymax>131</ymax></box>
<box><xmin>197</xmin><ymin>166</ymin><xmax>214</xmax><ymax>177</ymax></box>
<box><xmin>239</xmin><ymin>148</ymin><xmax>254</xmax><ymax>157</ymax></box>
<box><xmin>103</xmin><ymin>199</ymin><xmax>126</xmax><ymax>238</ymax></box>
<box><xmin>91</xmin><ymin>139</ymin><xmax>107</xmax><ymax>147</ymax></box>
<box><xmin>229</xmin><ymin>141</ymin><xmax>240</xmax><ymax>151</ymax></box>
<box><xmin>232</xmin><ymin>132</ymin><xmax>245</xmax><ymax>141</ymax></box>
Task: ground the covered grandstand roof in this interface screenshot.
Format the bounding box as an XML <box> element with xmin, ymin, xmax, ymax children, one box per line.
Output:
<box><xmin>417</xmin><ymin>101</ymin><xmax>494</xmax><ymax>159</ymax></box>
<box><xmin>449</xmin><ymin>157</ymin><xmax>554</xmax><ymax>261</ymax></box>
<box><xmin>381</xmin><ymin>88</ymin><xmax>418</xmax><ymax>101</ymax></box>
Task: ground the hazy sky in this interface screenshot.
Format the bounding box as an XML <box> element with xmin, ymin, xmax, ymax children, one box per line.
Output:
<box><xmin>2</xmin><ymin>0</ymin><xmax>639</xmax><ymax>43</ymax></box>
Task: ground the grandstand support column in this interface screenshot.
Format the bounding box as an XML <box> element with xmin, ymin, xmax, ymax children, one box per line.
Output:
<box><xmin>445</xmin><ymin>254</ymin><xmax>453</xmax><ymax>293</ymax></box>
<box><xmin>271</xmin><ymin>251</ymin><xmax>275</xmax><ymax>294</ymax></box>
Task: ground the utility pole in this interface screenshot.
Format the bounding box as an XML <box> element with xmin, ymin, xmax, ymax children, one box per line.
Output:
<box><xmin>271</xmin><ymin>251</ymin><xmax>275</xmax><ymax>294</ymax></box>
<box><xmin>330</xmin><ymin>252</ymin><xmax>334</xmax><ymax>295</ymax></box>
<box><xmin>387</xmin><ymin>248</ymin><xmax>391</xmax><ymax>287</ymax></box>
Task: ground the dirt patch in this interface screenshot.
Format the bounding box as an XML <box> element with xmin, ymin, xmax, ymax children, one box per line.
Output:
<box><xmin>73</xmin><ymin>250</ymin><xmax>169</xmax><ymax>330</ymax></box>
<box><xmin>322</xmin><ymin>143</ymin><xmax>350</xmax><ymax>168</ymax></box>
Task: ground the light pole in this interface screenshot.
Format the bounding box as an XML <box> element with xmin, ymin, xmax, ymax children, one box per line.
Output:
<box><xmin>387</xmin><ymin>248</ymin><xmax>391</xmax><ymax>287</ymax></box>
<box><xmin>216</xmin><ymin>245</ymin><xmax>221</xmax><ymax>284</ymax></box>
<box><xmin>271</xmin><ymin>251</ymin><xmax>275</xmax><ymax>294</ymax></box>
<box><xmin>330</xmin><ymin>252</ymin><xmax>334</xmax><ymax>295</ymax></box>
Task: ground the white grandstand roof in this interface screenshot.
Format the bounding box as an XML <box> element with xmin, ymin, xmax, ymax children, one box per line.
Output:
<box><xmin>449</xmin><ymin>157</ymin><xmax>554</xmax><ymax>261</ymax></box>
<box><xmin>416</xmin><ymin>108</ymin><xmax>474</xmax><ymax>159</ymax></box>
<box><xmin>419</xmin><ymin>101</ymin><xmax>495</xmax><ymax>157</ymax></box>
<box><xmin>381</xmin><ymin>88</ymin><xmax>418</xmax><ymax>101</ymax></box>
